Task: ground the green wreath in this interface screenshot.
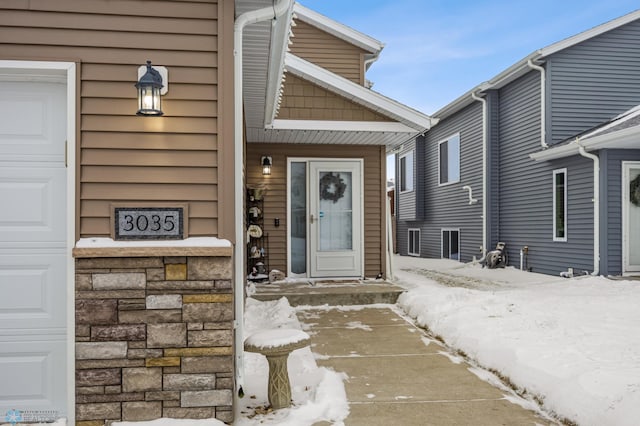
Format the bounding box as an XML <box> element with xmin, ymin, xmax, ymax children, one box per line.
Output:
<box><xmin>320</xmin><ymin>172</ymin><xmax>347</xmax><ymax>203</ymax></box>
<box><xmin>631</xmin><ymin>175</ymin><xmax>640</xmax><ymax>207</ymax></box>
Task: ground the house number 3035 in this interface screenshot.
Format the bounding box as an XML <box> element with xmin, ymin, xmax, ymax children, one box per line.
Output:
<box><xmin>114</xmin><ymin>207</ymin><xmax>184</xmax><ymax>240</ymax></box>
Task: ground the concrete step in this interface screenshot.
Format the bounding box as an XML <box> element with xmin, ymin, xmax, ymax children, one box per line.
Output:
<box><xmin>250</xmin><ymin>280</ymin><xmax>405</xmax><ymax>306</ymax></box>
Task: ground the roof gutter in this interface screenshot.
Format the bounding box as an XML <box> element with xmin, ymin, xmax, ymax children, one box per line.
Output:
<box><xmin>233</xmin><ymin>0</ymin><xmax>293</xmax><ymax>399</ymax></box>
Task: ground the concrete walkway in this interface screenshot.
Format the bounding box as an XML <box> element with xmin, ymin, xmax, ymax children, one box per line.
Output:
<box><xmin>297</xmin><ymin>306</ymin><xmax>556</xmax><ymax>426</ymax></box>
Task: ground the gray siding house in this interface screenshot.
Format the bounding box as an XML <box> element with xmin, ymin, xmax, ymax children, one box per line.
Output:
<box><xmin>396</xmin><ymin>9</ymin><xmax>640</xmax><ymax>276</ymax></box>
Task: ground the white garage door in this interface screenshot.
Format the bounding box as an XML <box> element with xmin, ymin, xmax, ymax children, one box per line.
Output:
<box><xmin>0</xmin><ymin>77</ymin><xmax>68</xmax><ymax>417</ymax></box>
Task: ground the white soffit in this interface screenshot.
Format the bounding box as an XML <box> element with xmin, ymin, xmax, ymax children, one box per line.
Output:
<box><xmin>284</xmin><ymin>53</ymin><xmax>434</xmax><ymax>131</ymax></box>
<box><xmin>292</xmin><ymin>3</ymin><xmax>384</xmax><ymax>54</ymax></box>
<box><xmin>270</xmin><ymin>119</ymin><xmax>418</xmax><ymax>133</ymax></box>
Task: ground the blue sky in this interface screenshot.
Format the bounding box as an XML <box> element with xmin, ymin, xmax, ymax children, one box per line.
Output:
<box><xmin>298</xmin><ymin>1</ymin><xmax>639</xmax><ymax>179</ymax></box>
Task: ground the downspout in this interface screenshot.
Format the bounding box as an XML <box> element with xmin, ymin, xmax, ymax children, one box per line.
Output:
<box><xmin>233</xmin><ymin>0</ymin><xmax>293</xmax><ymax>398</ymax></box>
<box><xmin>527</xmin><ymin>59</ymin><xmax>549</xmax><ymax>149</ymax></box>
<box><xmin>576</xmin><ymin>140</ymin><xmax>600</xmax><ymax>275</ymax></box>
<box><xmin>471</xmin><ymin>91</ymin><xmax>488</xmax><ymax>262</ymax></box>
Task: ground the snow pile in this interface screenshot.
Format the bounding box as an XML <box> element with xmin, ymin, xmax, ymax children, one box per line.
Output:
<box><xmin>237</xmin><ymin>297</ymin><xmax>349</xmax><ymax>425</ymax></box>
<box><xmin>394</xmin><ymin>256</ymin><xmax>640</xmax><ymax>426</ymax></box>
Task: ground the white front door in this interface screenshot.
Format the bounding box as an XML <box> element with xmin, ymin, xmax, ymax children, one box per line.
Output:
<box><xmin>623</xmin><ymin>162</ymin><xmax>640</xmax><ymax>274</ymax></box>
<box><xmin>0</xmin><ymin>77</ymin><xmax>68</xmax><ymax>415</ymax></box>
<box><xmin>309</xmin><ymin>161</ymin><xmax>362</xmax><ymax>277</ymax></box>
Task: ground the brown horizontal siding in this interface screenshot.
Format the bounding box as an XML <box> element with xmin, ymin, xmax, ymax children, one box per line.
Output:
<box><xmin>290</xmin><ymin>19</ymin><xmax>365</xmax><ymax>84</ymax></box>
<box><xmin>246</xmin><ymin>143</ymin><xmax>385</xmax><ymax>278</ymax></box>
<box><xmin>0</xmin><ymin>10</ymin><xmax>217</xmax><ymax>35</ymax></box>
<box><xmin>3</xmin><ymin>0</ymin><xmax>218</xmax><ymax>19</ymax></box>
<box><xmin>278</xmin><ymin>74</ymin><xmax>391</xmax><ymax>121</ymax></box>
<box><xmin>81</xmin><ymin>201</ymin><xmax>217</xmax><ymax>218</ymax></box>
<box><xmin>82</xmin><ymin>132</ymin><xmax>217</xmax><ymax>150</ymax></box>
<box><xmin>0</xmin><ymin>0</ymin><xmax>226</xmax><ymax>238</ymax></box>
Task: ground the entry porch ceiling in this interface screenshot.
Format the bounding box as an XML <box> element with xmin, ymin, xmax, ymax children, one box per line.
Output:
<box><xmin>236</xmin><ymin>0</ymin><xmax>431</xmax><ymax>149</ymax></box>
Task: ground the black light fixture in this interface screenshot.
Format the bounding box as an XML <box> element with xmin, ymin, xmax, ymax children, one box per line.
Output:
<box><xmin>135</xmin><ymin>60</ymin><xmax>164</xmax><ymax>116</ymax></box>
<box><xmin>261</xmin><ymin>156</ymin><xmax>273</xmax><ymax>176</ymax></box>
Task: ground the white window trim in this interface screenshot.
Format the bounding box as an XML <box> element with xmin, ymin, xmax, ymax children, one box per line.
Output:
<box><xmin>441</xmin><ymin>228</ymin><xmax>461</xmax><ymax>260</ymax></box>
<box><xmin>408</xmin><ymin>228</ymin><xmax>420</xmax><ymax>256</ymax></box>
<box><xmin>399</xmin><ymin>150</ymin><xmax>414</xmax><ymax>194</ymax></box>
<box><xmin>552</xmin><ymin>168</ymin><xmax>568</xmax><ymax>242</ymax></box>
<box><xmin>437</xmin><ymin>133</ymin><xmax>461</xmax><ymax>187</ymax></box>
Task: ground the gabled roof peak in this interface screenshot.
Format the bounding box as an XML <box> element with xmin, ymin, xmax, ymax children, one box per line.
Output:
<box><xmin>293</xmin><ymin>2</ymin><xmax>384</xmax><ymax>54</ymax></box>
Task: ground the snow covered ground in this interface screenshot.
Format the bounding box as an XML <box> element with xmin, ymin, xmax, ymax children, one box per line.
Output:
<box><xmin>393</xmin><ymin>255</ymin><xmax>640</xmax><ymax>426</ymax></box>
<box><xmin>106</xmin><ymin>255</ymin><xmax>640</xmax><ymax>426</ymax></box>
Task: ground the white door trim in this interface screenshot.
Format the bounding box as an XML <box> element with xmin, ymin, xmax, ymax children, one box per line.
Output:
<box><xmin>0</xmin><ymin>60</ymin><xmax>76</xmax><ymax>423</ymax></box>
<box><xmin>622</xmin><ymin>161</ymin><xmax>640</xmax><ymax>274</ymax></box>
<box><xmin>287</xmin><ymin>157</ymin><xmax>364</xmax><ymax>278</ymax></box>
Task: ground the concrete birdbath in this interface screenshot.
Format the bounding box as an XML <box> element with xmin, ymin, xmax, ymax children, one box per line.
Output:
<box><xmin>244</xmin><ymin>328</ymin><xmax>311</xmax><ymax>409</ymax></box>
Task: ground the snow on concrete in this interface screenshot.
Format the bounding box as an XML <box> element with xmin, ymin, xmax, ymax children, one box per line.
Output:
<box><xmin>113</xmin><ymin>419</ymin><xmax>225</xmax><ymax>426</ymax></box>
<box><xmin>393</xmin><ymin>255</ymin><xmax>640</xmax><ymax>426</ymax></box>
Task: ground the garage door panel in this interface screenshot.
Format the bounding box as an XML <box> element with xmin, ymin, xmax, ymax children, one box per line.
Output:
<box><xmin>0</xmin><ymin>166</ymin><xmax>66</xmax><ymax>243</ymax></box>
<box><xmin>0</xmin><ymin>339</ymin><xmax>66</xmax><ymax>412</ymax></box>
<box><xmin>0</xmin><ymin>252</ymin><xmax>66</xmax><ymax>329</ymax></box>
<box><xmin>0</xmin><ymin>73</ymin><xmax>68</xmax><ymax>417</ymax></box>
<box><xmin>0</xmin><ymin>81</ymin><xmax>66</xmax><ymax>161</ymax></box>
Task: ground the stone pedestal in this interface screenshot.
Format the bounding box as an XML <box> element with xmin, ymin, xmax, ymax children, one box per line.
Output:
<box><xmin>73</xmin><ymin>243</ymin><xmax>235</xmax><ymax>425</ymax></box>
<box><xmin>244</xmin><ymin>330</ymin><xmax>311</xmax><ymax>409</ymax></box>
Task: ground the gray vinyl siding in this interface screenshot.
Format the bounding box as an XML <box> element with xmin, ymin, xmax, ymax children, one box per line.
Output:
<box><xmin>498</xmin><ymin>71</ymin><xmax>595</xmax><ymax>275</ymax></box>
<box><xmin>548</xmin><ymin>19</ymin><xmax>640</xmax><ymax>145</ymax></box>
<box><xmin>600</xmin><ymin>149</ymin><xmax>640</xmax><ymax>275</ymax></box>
<box><xmin>419</xmin><ymin>101</ymin><xmax>484</xmax><ymax>261</ymax></box>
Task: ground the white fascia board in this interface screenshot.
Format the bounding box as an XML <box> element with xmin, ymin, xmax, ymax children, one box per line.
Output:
<box><xmin>293</xmin><ymin>3</ymin><xmax>384</xmax><ymax>53</ymax></box>
<box><xmin>529</xmin><ymin>143</ymin><xmax>579</xmax><ymax>161</ymax></box>
<box><xmin>539</xmin><ymin>9</ymin><xmax>640</xmax><ymax>57</ymax></box>
<box><xmin>265</xmin><ymin>2</ymin><xmax>295</xmax><ymax>125</ymax></box>
<box><xmin>530</xmin><ymin>125</ymin><xmax>640</xmax><ymax>161</ymax></box>
<box><xmin>270</xmin><ymin>119</ymin><xmax>419</xmax><ymax>133</ymax></box>
<box><xmin>284</xmin><ymin>53</ymin><xmax>434</xmax><ymax>130</ymax></box>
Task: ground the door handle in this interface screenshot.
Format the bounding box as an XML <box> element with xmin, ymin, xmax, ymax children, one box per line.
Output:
<box><xmin>310</xmin><ymin>214</ymin><xmax>315</xmax><ymax>224</ymax></box>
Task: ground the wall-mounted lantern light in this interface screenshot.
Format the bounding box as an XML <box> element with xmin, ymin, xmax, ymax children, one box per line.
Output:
<box><xmin>136</xmin><ymin>60</ymin><xmax>167</xmax><ymax>116</ymax></box>
<box><xmin>261</xmin><ymin>156</ymin><xmax>273</xmax><ymax>176</ymax></box>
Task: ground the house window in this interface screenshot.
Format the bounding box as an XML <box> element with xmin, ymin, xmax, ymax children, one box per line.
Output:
<box><xmin>408</xmin><ymin>228</ymin><xmax>420</xmax><ymax>256</ymax></box>
<box><xmin>442</xmin><ymin>229</ymin><xmax>460</xmax><ymax>260</ymax></box>
<box><xmin>439</xmin><ymin>133</ymin><xmax>460</xmax><ymax>185</ymax></box>
<box><xmin>553</xmin><ymin>168</ymin><xmax>567</xmax><ymax>241</ymax></box>
<box><xmin>399</xmin><ymin>150</ymin><xmax>414</xmax><ymax>193</ymax></box>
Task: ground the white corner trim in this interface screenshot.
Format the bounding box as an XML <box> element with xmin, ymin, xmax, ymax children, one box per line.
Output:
<box><xmin>293</xmin><ymin>3</ymin><xmax>383</xmax><ymax>53</ymax></box>
<box><xmin>284</xmin><ymin>53</ymin><xmax>434</xmax><ymax>130</ymax></box>
<box><xmin>270</xmin><ymin>119</ymin><xmax>418</xmax><ymax>133</ymax></box>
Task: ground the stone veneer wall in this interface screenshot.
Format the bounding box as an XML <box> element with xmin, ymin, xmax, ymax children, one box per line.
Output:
<box><xmin>73</xmin><ymin>246</ymin><xmax>235</xmax><ymax>425</ymax></box>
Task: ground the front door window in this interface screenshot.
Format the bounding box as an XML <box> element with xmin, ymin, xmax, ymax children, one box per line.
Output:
<box><xmin>288</xmin><ymin>159</ymin><xmax>362</xmax><ymax>278</ymax></box>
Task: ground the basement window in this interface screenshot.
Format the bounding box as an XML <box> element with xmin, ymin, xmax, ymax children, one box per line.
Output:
<box><xmin>442</xmin><ymin>228</ymin><xmax>460</xmax><ymax>260</ymax></box>
<box><xmin>408</xmin><ymin>228</ymin><xmax>420</xmax><ymax>256</ymax></box>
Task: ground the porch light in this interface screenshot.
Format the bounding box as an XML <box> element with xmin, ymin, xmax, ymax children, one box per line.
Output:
<box><xmin>261</xmin><ymin>156</ymin><xmax>273</xmax><ymax>175</ymax></box>
<box><xmin>136</xmin><ymin>60</ymin><xmax>164</xmax><ymax>116</ymax></box>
